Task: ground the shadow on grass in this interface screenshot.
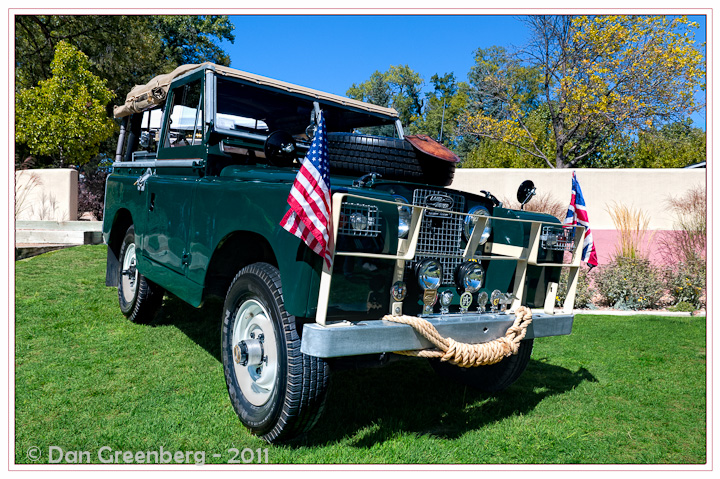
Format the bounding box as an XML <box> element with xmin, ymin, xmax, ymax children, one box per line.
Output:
<box><xmin>150</xmin><ymin>295</ymin><xmax>224</xmax><ymax>362</ymax></box>
<box><xmin>151</xmin><ymin>296</ymin><xmax>597</xmax><ymax>447</ymax></box>
<box><xmin>300</xmin><ymin>359</ymin><xmax>597</xmax><ymax>447</ymax></box>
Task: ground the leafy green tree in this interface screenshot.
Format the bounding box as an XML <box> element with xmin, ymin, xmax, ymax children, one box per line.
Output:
<box><xmin>347</xmin><ymin>65</ymin><xmax>425</xmax><ymax>130</ymax></box>
<box><xmin>409</xmin><ymin>73</ymin><xmax>469</xmax><ymax>147</ymax></box>
<box><xmin>15</xmin><ymin>41</ymin><xmax>116</xmax><ymax>167</ymax></box>
<box><xmin>15</xmin><ymin>15</ymin><xmax>235</xmax><ymax>99</ymax></box>
<box><xmin>464</xmin><ymin>15</ymin><xmax>705</xmax><ymax>168</ymax></box>
<box><xmin>630</xmin><ymin>120</ymin><xmax>706</xmax><ymax>167</ymax></box>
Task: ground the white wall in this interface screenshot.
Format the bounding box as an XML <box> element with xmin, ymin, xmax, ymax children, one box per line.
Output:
<box><xmin>15</xmin><ymin>169</ymin><xmax>78</xmax><ymax>221</ymax></box>
<box><xmin>451</xmin><ymin>168</ymin><xmax>706</xmax><ymax>230</ymax></box>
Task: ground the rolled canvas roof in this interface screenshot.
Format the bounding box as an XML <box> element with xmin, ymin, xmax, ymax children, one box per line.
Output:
<box><xmin>114</xmin><ymin>62</ymin><xmax>399</xmax><ymax>119</ymax></box>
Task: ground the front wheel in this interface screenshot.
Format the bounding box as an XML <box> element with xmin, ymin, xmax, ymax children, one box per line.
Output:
<box><xmin>428</xmin><ymin>339</ymin><xmax>534</xmax><ymax>392</ymax></box>
<box><xmin>221</xmin><ymin>263</ymin><xmax>329</xmax><ymax>443</ymax></box>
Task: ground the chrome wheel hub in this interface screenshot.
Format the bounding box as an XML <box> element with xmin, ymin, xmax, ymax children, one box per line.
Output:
<box><xmin>232</xmin><ymin>299</ymin><xmax>278</xmax><ymax>406</ymax></box>
<box><xmin>121</xmin><ymin>243</ymin><xmax>138</xmax><ymax>302</ymax></box>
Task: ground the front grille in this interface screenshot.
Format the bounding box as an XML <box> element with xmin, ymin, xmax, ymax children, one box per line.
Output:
<box><xmin>410</xmin><ymin>189</ymin><xmax>466</xmax><ymax>284</ymax></box>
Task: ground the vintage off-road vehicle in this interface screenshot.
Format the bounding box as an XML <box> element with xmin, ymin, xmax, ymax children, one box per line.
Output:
<box><xmin>104</xmin><ymin>63</ymin><xmax>585</xmax><ymax>443</ymax></box>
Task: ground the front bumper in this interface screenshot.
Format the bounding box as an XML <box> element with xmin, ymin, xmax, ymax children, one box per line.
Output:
<box><xmin>300</xmin><ymin>311</ymin><xmax>573</xmax><ymax>358</ymax></box>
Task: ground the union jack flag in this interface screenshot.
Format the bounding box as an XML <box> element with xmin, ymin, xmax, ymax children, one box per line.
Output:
<box><xmin>564</xmin><ymin>171</ymin><xmax>598</xmax><ymax>268</ymax></box>
<box><xmin>281</xmin><ymin>111</ymin><xmax>334</xmax><ymax>269</ymax></box>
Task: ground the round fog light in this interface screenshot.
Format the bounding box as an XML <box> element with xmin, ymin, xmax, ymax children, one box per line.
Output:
<box><xmin>455</xmin><ymin>261</ymin><xmax>485</xmax><ymax>293</ymax></box>
<box><xmin>416</xmin><ymin>259</ymin><xmax>443</xmax><ymax>291</ymax></box>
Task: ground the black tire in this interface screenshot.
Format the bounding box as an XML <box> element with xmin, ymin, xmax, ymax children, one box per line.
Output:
<box><xmin>327</xmin><ymin>133</ymin><xmax>455</xmax><ymax>187</ymax></box>
<box><xmin>221</xmin><ymin>262</ymin><xmax>329</xmax><ymax>443</ymax></box>
<box><xmin>428</xmin><ymin>339</ymin><xmax>534</xmax><ymax>392</ymax></box>
<box><xmin>117</xmin><ymin>225</ymin><xmax>164</xmax><ymax>323</ymax></box>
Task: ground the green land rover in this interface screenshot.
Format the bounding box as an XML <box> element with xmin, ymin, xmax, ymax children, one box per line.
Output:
<box><xmin>103</xmin><ymin>63</ymin><xmax>585</xmax><ymax>443</ymax></box>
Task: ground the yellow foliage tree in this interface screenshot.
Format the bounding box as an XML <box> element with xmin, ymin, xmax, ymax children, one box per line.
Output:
<box><xmin>465</xmin><ymin>15</ymin><xmax>705</xmax><ymax>168</ymax></box>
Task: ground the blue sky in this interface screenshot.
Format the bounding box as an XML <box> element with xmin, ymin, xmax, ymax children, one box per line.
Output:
<box><xmin>221</xmin><ymin>15</ymin><xmax>531</xmax><ymax>96</ymax></box>
<box><xmin>220</xmin><ymin>14</ymin><xmax>707</xmax><ymax>128</ymax></box>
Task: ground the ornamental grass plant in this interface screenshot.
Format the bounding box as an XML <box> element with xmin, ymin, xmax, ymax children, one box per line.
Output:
<box><xmin>595</xmin><ymin>203</ymin><xmax>664</xmax><ymax>310</ymax></box>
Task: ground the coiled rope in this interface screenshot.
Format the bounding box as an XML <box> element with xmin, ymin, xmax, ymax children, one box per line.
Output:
<box><xmin>383</xmin><ymin>306</ymin><xmax>533</xmax><ymax>368</ymax></box>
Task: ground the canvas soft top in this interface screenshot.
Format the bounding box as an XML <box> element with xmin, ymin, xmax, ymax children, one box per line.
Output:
<box><xmin>113</xmin><ymin>62</ymin><xmax>399</xmax><ymax>119</ymax></box>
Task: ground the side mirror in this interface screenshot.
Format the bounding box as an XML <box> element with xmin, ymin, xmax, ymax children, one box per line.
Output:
<box><xmin>517</xmin><ymin>180</ymin><xmax>536</xmax><ymax>210</ymax></box>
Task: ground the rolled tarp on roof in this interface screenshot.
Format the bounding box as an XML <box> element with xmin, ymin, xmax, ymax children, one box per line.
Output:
<box><xmin>113</xmin><ymin>62</ymin><xmax>399</xmax><ymax>119</ymax></box>
<box><xmin>113</xmin><ymin>63</ymin><xmax>202</xmax><ymax>118</ymax></box>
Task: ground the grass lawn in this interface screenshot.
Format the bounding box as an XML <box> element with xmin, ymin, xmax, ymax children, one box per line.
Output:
<box><xmin>14</xmin><ymin>245</ymin><xmax>707</xmax><ymax>464</ymax></box>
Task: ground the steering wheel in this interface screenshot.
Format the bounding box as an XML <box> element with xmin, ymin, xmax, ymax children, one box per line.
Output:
<box><xmin>263</xmin><ymin>131</ymin><xmax>297</xmax><ymax>167</ymax></box>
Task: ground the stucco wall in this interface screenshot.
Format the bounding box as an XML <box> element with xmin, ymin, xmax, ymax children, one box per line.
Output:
<box><xmin>451</xmin><ymin>168</ymin><xmax>706</xmax><ymax>266</ymax></box>
<box><xmin>15</xmin><ymin>169</ymin><xmax>78</xmax><ymax>221</ymax></box>
<box><xmin>451</xmin><ymin>168</ymin><xmax>706</xmax><ymax>230</ymax></box>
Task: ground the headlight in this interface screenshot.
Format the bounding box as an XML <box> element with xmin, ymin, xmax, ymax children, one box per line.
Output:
<box><xmin>349</xmin><ymin>212</ymin><xmax>369</xmax><ymax>231</ymax></box>
<box><xmin>464</xmin><ymin>205</ymin><xmax>491</xmax><ymax>244</ymax></box>
<box><xmin>416</xmin><ymin>259</ymin><xmax>443</xmax><ymax>291</ymax></box>
<box><xmin>394</xmin><ymin>196</ymin><xmax>412</xmax><ymax>239</ymax></box>
<box><xmin>338</xmin><ymin>202</ymin><xmax>380</xmax><ymax>237</ymax></box>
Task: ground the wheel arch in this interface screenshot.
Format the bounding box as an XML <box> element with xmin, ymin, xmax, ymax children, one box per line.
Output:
<box><xmin>105</xmin><ymin>208</ymin><xmax>134</xmax><ymax>287</ymax></box>
<box><xmin>203</xmin><ymin>230</ymin><xmax>279</xmax><ymax>301</ymax></box>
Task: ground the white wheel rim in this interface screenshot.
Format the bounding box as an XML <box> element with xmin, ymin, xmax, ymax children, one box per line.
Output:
<box><xmin>121</xmin><ymin>243</ymin><xmax>138</xmax><ymax>303</ymax></box>
<box><xmin>232</xmin><ymin>299</ymin><xmax>278</xmax><ymax>406</ymax></box>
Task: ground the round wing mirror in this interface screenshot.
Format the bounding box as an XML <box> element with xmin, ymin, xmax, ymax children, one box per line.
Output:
<box><xmin>516</xmin><ymin>180</ymin><xmax>536</xmax><ymax>209</ymax></box>
<box><xmin>264</xmin><ymin>130</ymin><xmax>297</xmax><ymax>167</ymax></box>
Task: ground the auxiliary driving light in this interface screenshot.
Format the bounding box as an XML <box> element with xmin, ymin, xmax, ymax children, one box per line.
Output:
<box><xmin>416</xmin><ymin>259</ymin><xmax>443</xmax><ymax>314</ymax></box>
<box><xmin>455</xmin><ymin>261</ymin><xmax>485</xmax><ymax>293</ymax></box>
<box><xmin>416</xmin><ymin>259</ymin><xmax>443</xmax><ymax>291</ymax></box>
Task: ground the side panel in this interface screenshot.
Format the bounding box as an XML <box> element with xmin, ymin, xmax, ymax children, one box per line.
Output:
<box><xmin>187</xmin><ymin>169</ymin><xmax>321</xmax><ymax>318</ymax></box>
<box><xmin>143</xmin><ymin>175</ymin><xmax>195</xmax><ymax>274</ymax></box>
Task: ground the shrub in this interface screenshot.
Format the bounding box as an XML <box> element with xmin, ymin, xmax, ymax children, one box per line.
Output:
<box><xmin>78</xmin><ymin>155</ymin><xmax>112</xmax><ymax>221</ymax></box>
<box><xmin>666</xmin><ymin>261</ymin><xmax>706</xmax><ymax>310</ymax></box>
<box><xmin>668</xmin><ymin>301</ymin><xmax>695</xmax><ymax>313</ymax></box>
<box><xmin>556</xmin><ymin>267</ymin><xmax>594</xmax><ymax>308</ymax></box>
<box><xmin>594</xmin><ymin>257</ymin><xmax>664</xmax><ymax>310</ymax></box>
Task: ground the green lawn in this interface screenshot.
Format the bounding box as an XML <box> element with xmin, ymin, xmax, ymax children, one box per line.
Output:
<box><xmin>15</xmin><ymin>245</ymin><xmax>707</xmax><ymax>464</ymax></box>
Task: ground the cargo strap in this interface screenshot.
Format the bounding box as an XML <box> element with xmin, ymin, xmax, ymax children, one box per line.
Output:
<box><xmin>383</xmin><ymin>306</ymin><xmax>533</xmax><ymax>368</ymax></box>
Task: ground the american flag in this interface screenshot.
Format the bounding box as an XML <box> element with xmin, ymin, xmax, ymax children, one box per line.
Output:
<box><xmin>281</xmin><ymin>111</ymin><xmax>334</xmax><ymax>269</ymax></box>
<box><xmin>564</xmin><ymin>171</ymin><xmax>598</xmax><ymax>268</ymax></box>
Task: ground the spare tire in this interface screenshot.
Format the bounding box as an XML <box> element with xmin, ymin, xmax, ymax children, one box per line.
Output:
<box><xmin>327</xmin><ymin>133</ymin><xmax>455</xmax><ymax>187</ymax></box>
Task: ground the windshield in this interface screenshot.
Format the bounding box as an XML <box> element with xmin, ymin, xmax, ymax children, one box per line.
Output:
<box><xmin>215</xmin><ymin>76</ymin><xmax>398</xmax><ymax>139</ymax></box>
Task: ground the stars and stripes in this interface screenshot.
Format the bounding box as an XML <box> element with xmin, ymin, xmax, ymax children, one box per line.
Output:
<box><xmin>564</xmin><ymin>171</ymin><xmax>598</xmax><ymax>268</ymax></box>
<box><xmin>281</xmin><ymin>111</ymin><xmax>334</xmax><ymax>269</ymax></box>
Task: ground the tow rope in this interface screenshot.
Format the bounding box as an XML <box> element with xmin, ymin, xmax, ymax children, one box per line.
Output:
<box><xmin>383</xmin><ymin>306</ymin><xmax>533</xmax><ymax>368</ymax></box>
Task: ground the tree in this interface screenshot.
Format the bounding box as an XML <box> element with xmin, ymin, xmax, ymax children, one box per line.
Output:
<box><xmin>15</xmin><ymin>15</ymin><xmax>235</xmax><ymax>100</ymax></box>
<box><xmin>464</xmin><ymin>15</ymin><xmax>705</xmax><ymax>168</ymax></box>
<box><xmin>631</xmin><ymin>120</ymin><xmax>707</xmax><ymax>168</ymax></box>
<box><xmin>15</xmin><ymin>41</ymin><xmax>116</xmax><ymax>167</ymax></box>
<box><xmin>409</xmin><ymin>73</ymin><xmax>469</xmax><ymax>147</ymax></box>
<box><xmin>347</xmin><ymin>65</ymin><xmax>425</xmax><ymax>130</ymax></box>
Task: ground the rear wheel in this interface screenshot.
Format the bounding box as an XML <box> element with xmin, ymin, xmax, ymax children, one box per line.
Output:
<box><xmin>221</xmin><ymin>262</ymin><xmax>329</xmax><ymax>443</ymax></box>
<box><xmin>428</xmin><ymin>339</ymin><xmax>534</xmax><ymax>392</ymax></box>
<box><xmin>117</xmin><ymin>225</ymin><xmax>164</xmax><ymax>323</ymax></box>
